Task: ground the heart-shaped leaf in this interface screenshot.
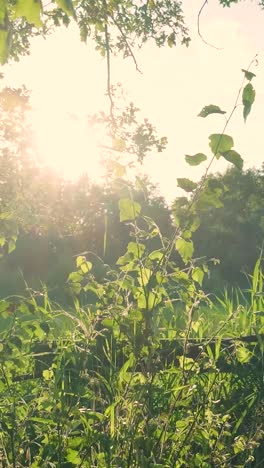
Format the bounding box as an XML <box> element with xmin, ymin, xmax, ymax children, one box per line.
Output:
<box><xmin>209</xmin><ymin>134</ymin><xmax>234</xmax><ymax>156</ymax></box>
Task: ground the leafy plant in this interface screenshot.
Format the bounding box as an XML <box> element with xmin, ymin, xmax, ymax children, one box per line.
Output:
<box><xmin>0</xmin><ymin>43</ymin><xmax>263</xmax><ymax>468</ymax></box>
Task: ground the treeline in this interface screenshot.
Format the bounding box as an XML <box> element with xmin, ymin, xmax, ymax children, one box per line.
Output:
<box><xmin>1</xmin><ymin>159</ymin><xmax>263</xmax><ymax>301</ymax></box>
<box><xmin>0</xmin><ymin>86</ymin><xmax>263</xmax><ymax>301</ymax></box>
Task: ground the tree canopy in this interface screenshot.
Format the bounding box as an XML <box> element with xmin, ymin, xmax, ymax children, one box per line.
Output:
<box><xmin>0</xmin><ymin>0</ymin><xmax>263</xmax><ymax>65</ymax></box>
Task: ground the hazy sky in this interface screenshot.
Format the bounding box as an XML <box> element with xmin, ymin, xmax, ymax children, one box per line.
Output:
<box><xmin>2</xmin><ymin>0</ymin><xmax>264</xmax><ymax>202</ymax></box>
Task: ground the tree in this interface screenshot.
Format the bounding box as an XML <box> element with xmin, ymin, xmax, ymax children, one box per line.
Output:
<box><xmin>1</xmin><ymin>0</ymin><xmax>263</xmax><ymax>65</ymax></box>
<box><xmin>0</xmin><ymin>0</ymin><xmax>189</xmax><ymax>64</ymax></box>
<box><xmin>1</xmin><ymin>2</ymin><xmax>264</xmax><ymax>465</ymax></box>
<box><xmin>190</xmin><ymin>166</ymin><xmax>264</xmax><ymax>289</ymax></box>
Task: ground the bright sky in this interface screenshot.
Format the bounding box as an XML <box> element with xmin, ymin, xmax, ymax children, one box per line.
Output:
<box><xmin>2</xmin><ymin>0</ymin><xmax>264</xmax><ymax>202</ymax></box>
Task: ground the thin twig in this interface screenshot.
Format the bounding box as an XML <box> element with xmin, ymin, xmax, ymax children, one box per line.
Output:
<box><xmin>110</xmin><ymin>14</ymin><xmax>142</xmax><ymax>74</ymax></box>
<box><xmin>197</xmin><ymin>0</ymin><xmax>223</xmax><ymax>50</ymax></box>
<box><xmin>104</xmin><ymin>21</ymin><xmax>115</xmax><ymax>126</ymax></box>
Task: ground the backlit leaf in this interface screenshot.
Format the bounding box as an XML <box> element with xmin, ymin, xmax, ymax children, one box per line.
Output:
<box><xmin>66</xmin><ymin>449</ymin><xmax>82</xmax><ymax>465</ymax></box>
<box><xmin>221</xmin><ymin>150</ymin><xmax>243</xmax><ymax>170</ymax></box>
<box><xmin>137</xmin><ymin>290</ymin><xmax>157</xmax><ymax>309</ymax></box>
<box><xmin>195</xmin><ymin>189</ymin><xmax>223</xmax><ymax>210</ymax></box>
<box><xmin>0</xmin><ymin>29</ymin><xmax>9</xmax><ymax>64</ymax></box>
<box><xmin>55</xmin><ymin>0</ymin><xmax>76</xmax><ymax>19</ymax></box>
<box><xmin>76</xmin><ymin>256</ymin><xmax>85</xmax><ymax>267</ymax></box>
<box><xmin>119</xmin><ymin>198</ymin><xmax>141</xmax><ymax>222</ymax></box>
<box><xmin>42</xmin><ymin>369</ymin><xmax>53</xmax><ymax>380</ymax></box>
<box><xmin>138</xmin><ymin>268</ymin><xmax>152</xmax><ymax>287</ymax></box>
<box><xmin>176</xmin><ymin>238</ymin><xmax>194</xmax><ymax>263</ymax></box>
<box><xmin>80</xmin><ymin>262</ymin><xmax>92</xmax><ymax>274</ymax></box>
<box><xmin>234</xmin><ymin>435</ymin><xmax>247</xmax><ymax>454</ymax></box>
<box><xmin>192</xmin><ymin>267</ymin><xmax>204</xmax><ymax>286</ymax></box>
<box><xmin>241</xmin><ymin>69</ymin><xmax>256</xmax><ymax>81</ymax></box>
<box><xmin>13</xmin><ymin>0</ymin><xmax>42</xmax><ymax>27</ymax></box>
<box><xmin>177</xmin><ymin>178</ymin><xmax>197</xmax><ymax>192</ymax></box>
<box><xmin>0</xmin><ymin>0</ymin><xmax>6</xmax><ymax>23</ymax></box>
<box><xmin>236</xmin><ymin>346</ymin><xmax>253</xmax><ymax>364</ymax></box>
<box><xmin>149</xmin><ymin>250</ymin><xmax>163</xmax><ymax>261</ymax></box>
<box><xmin>68</xmin><ymin>272</ymin><xmax>83</xmax><ymax>283</ymax></box>
<box><xmin>209</xmin><ymin>134</ymin><xmax>234</xmax><ymax>156</ymax></box>
<box><xmin>76</xmin><ymin>256</ymin><xmax>92</xmax><ymax>272</ymax></box>
<box><xmin>127</xmin><ymin>242</ymin><xmax>145</xmax><ymax>258</ymax></box>
<box><xmin>198</xmin><ymin>104</ymin><xmax>226</xmax><ymax>118</ymax></box>
<box><xmin>242</xmin><ymin>83</ymin><xmax>255</xmax><ymax>122</ymax></box>
<box><xmin>185</xmin><ymin>153</ymin><xmax>207</xmax><ymax>166</ymax></box>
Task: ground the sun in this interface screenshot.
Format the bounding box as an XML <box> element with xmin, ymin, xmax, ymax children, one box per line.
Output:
<box><xmin>32</xmin><ymin>106</ymin><xmax>104</xmax><ymax>181</ymax></box>
<box><xmin>6</xmin><ymin>25</ymin><xmax>108</xmax><ymax>183</ymax></box>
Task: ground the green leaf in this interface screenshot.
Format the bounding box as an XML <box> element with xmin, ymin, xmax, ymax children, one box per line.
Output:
<box><xmin>68</xmin><ymin>437</ymin><xmax>84</xmax><ymax>449</ymax></box>
<box><xmin>118</xmin><ymin>353</ymin><xmax>135</xmax><ymax>386</ymax></box>
<box><xmin>102</xmin><ymin>318</ymin><xmax>114</xmax><ymax>329</ymax></box>
<box><xmin>55</xmin><ymin>0</ymin><xmax>76</xmax><ymax>19</ymax></box>
<box><xmin>0</xmin><ymin>2</ymin><xmax>8</xmax><ymax>64</ymax></box>
<box><xmin>119</xmin><ymin>198</ymin><xmax>141</xmax><ymax>222</ymax></box>
<box><xmin>241</xmin><ymin>69</ymin><xmax>256</xmax><ymax>81</ymax></box>
<box><xmin>76</xmin><ymin>256</ymin><xmax>92</xmax><ymax>273</ymax></box>
<box><xmin>192</xmin><ymin>267</ymin><xmax>204</xmax><ymax>286</ymax></box>
<box><xmin>0</xmin><ymin>29</ymin><xmax>9</xmax><ymax>64</ymax></box>
<box><xmin>189</xmin><ymin>216</ymin><xmax>200</xmax><ymax>233</ymax></box>
<box><xmin>198</xmin><ymin>105</ymin><xmax>226</xmax><ymax>118</ymax></box>
<box><xmin>137</xmin><ymin>290</ymin><xmax>157</xmax><ymax>310</ymax></box>
<box><xmin>242</xmin><ymin>83</ymin><xmax>255</xmax><ymax>122</ymax></box>
<box><xmin>177</xmin><ymin>178</ymin><xmax>197</xmax><ymax>192</ymax></box>
<box><xmin>236</xmin><ymin>346</ymin><xmax>253</xmax><ymax>364</ymax></box>
<box><xmin>0</xmin><ymin>0</ymin><xmax>6</xmax><ymax>24</ymax></box>
<box><xmin>221</xmin><ymin>150</ymin><xmax>243</xmax><ymax>170</ymax></box>
<box><xmin>29</xmin><ymin>417</ymin><xmax>56</xmax><ymax>425</ymax></box>
<box><xmin>66</xmin><ymin>449</ymin><xmax>82</xmax><ymax>465</ymax></box>
<box><xmin>76</xmin><ymin>255</ymin><xmax>86</xmax><ymax>267</ymax></box>
<box><xmin>80</xmin><ymin>262</ymin><xmax>92</xmax><ymax>274</ymax></box>
<box><xmin>149</xmin><ymin>250</ymin><xmax>163</xmax><ymax>261</ymax></box>
<box><xmin>127</xmin><ymin>242</ymin><xmax>145</xmax><ymax>258</ymax></box>
<box><xmin>195</xmin><ymin>189</ymin><xmax>223</xmax><ymax>210</ymax></box>
<box><xmin>179</xmin><ymin>356</ymin><xmax>195</xmax><ymax>370</ymax></box>
<box><xmin>233</xmin><ymin>435</ymin><xmax>247</xmax><ymax>454</ymax></box>
<box><xmin>116</xmin><ymin>252</ymin><xmax>131</xmax><ymax>266</ymax></box>
<box><xmin>167</xmin><ymin>32</ymin><xmax>176</xmax><ymax>47</ymax></box>
<box><xmin>209</xmin><ymin>134</ymin><xmax>234</xmax><ymax>156</ymax></box>
<box><xmin>176</xmin><ymin>238</ymin><xmax>194</xmax><ymax>263</ymax></box>
<box><xmin>42</xmin><ymin>369</ymin><xmax>53</xmax><ymax>381</ymax></box>
<box><xmin>68</xmin><ymin>272</ymin><xmax>83</xmax><ymax>283</ymax></box>
<box><xmin>185</xmin><ymin>153</ymin><xmax>207</xmax><ymax>166</ymax></box>
<box><xmin>138</xmin><ymin>268</ymin><xmax>152</xmax><ymax>287</ymax></box>
<box><xmin>13</xmin><ymin>0</ymin><xmax>43</xmax><ymax>27</ymax></box>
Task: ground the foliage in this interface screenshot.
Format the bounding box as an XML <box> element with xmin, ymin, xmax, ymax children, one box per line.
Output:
<box><xmin>0</xmin><ymin>0</ymin><xmax>190</xmax><ymax>64</ymax></box>
<box><xmin>0</xmin><ymin>63</ymin><xmax>264</xmax><ymax>466</ymax></box>
<box><xmin>0</xmin><ymin>205</ymin><xmax>263</xmax><ymax>466</ymax></box>
<box><xmin>0</xmin><ymin>86</ymin><xmax>33</xmax><ymax>258</ymax></box>
<box><xmin>192</xmin><ymin>165</ymin><xmax>264</xmax><ymax>290</ymax></box>
<box><xmin>0</xmin><ymin>0</ymin><xmax>263</xmax><ymax>462</ymax></box>
<box><xmin>89</xmin><ymin>97</ymin><xmax>168</xmax><ymax>163</ymax></box>
<box><xmin>0</xmin><ymin>0</ymin><xmax>263</xmax><ymax>65</ymax></box>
